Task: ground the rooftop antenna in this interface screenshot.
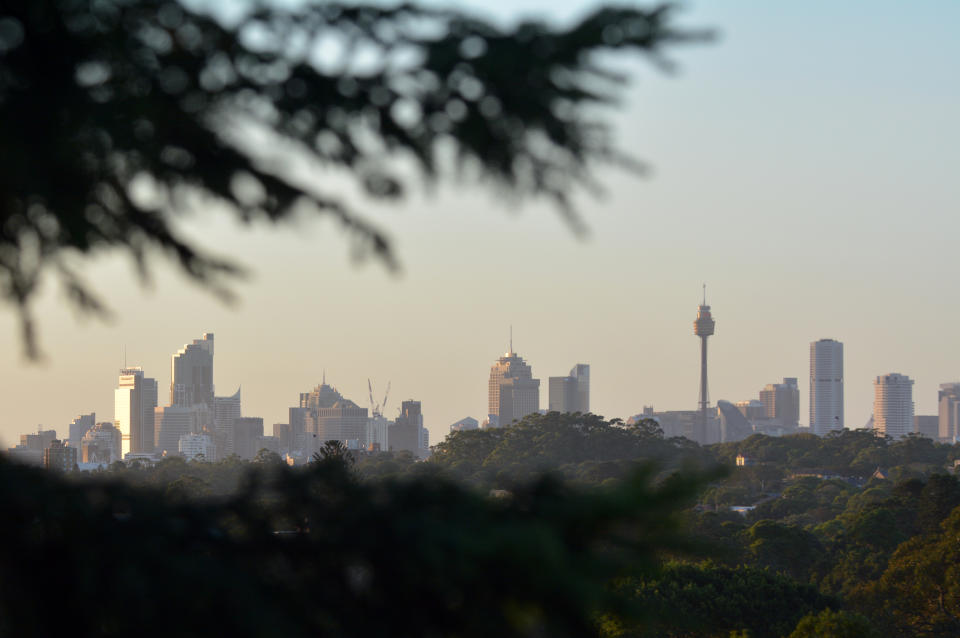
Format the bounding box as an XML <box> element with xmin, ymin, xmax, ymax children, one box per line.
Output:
<box><xmin>510</xmin><ymin>324</ymin><xmax>513</xmax><ymax>354</ymax></box>
<box><xmin>123</xmin><ymin>345</ymin><xmax>127</xmax><ymax>369</ymax></box>
<box><xmin>702</xmin><ymin>283</ymin><xmax>707</xmax><ymax>305</ymax></box>
<box><xmin>322</xmin><ymin>369</ymin><xmax>326</xmax><ymax>385</ymax></box>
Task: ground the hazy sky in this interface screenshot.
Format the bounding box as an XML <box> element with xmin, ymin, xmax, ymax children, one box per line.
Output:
<box><xmin>2</xmin><ymin>1</ymin><xmax>958</xmax><ymax>447</ymax></box>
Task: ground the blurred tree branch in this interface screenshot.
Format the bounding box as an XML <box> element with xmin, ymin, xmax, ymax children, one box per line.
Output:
<box><xmin>0</xmin><ymin>1</ymin><xmax>709</xmax><ymax>355</ymax></box>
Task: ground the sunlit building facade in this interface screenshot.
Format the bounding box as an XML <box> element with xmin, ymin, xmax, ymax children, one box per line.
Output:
<box><xmin>488</xmin><ymin>349</ymin><xmax>540</xmax><ymax>427</ymax></box>
<box><xmin>115</xmin><ymin>367</ymin><xmax>158</xmax><ymax>457</ymax></box>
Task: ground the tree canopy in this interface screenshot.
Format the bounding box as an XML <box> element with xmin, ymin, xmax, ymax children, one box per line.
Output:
<box><xmin>0</xmin><ymin>0</ymin><xmax>705</xmax><ymax>353</ymax></box>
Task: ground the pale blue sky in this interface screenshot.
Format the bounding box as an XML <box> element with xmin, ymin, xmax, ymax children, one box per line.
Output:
<box><xmin>1</xmin><ymin>1</ymin><xmax>958</xmax><ymax>446</ymax></box>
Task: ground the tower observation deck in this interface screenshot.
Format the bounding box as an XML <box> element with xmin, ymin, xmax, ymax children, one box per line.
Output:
<box><xmin>693</xmin><ymin>285</ymin><xmax>715</xmax><ymax>443</ymax></box>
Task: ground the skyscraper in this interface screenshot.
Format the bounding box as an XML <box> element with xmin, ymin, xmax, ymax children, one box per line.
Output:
<box><xmin>810</xmin><ymin>339</ymin><xmax>844</xmax><ymax>435</ymax></box>
<box><xmin>693</xmin><ymin>287</ymin><xmax>715</xmax><ymax>443</ymax></box>
<box><xmin>758</xmin><ymin>378</ymin><xmax>800</xmax><ymax>427</ymax></box>
<box><xmin>213</xmin><ymin>387</ymin><xmax>242</xmax><ymax>460</ymax></box>
<box><xmin>488</xmin><ymin>340</ymin><xmax>540</xmax><ymax>427</ymax></box>
<box><xmin>68</xmin><ymin>413</ymin><xmax>96</xmax><ymax>454</ymax></box>
<box><xmin>873</xmin><ymin>373</ymin><xmax>914</xmax><ymax>439</ymax></box>
<box><xmin>938</xmin><ymin>383</ymin><xmax>960</xmax><ymax>442</ymax></box>
<box><xmin>391</xmin><ymin>400</ymin><xmax>429</xmax><ymax>458</ymax></box>
<box><xmin>298</xmin><ymin>381</ymin><xmax>368</xmax><ymax>448</ymax></box>
<box><xmin>170</xmin><ymin>333</ymin><xmax>214</xmax><ymax>409</ymax></box>
<box><xmin>114</xmin><ymin>367</ymin><xmax>158</xmax><ymax>456</ymax></box>
<box><xmin>548</xmin><ymin>364</ymin><xmax>590</xmax><ymax>414</ymax></box>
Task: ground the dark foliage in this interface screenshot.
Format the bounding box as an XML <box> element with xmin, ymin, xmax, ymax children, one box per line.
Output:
<box><xmin>608</xmin><ymin>563</ymin><xmax>835</xmax><ymax>638</ymax></box>
<box><xmin>430</xmin><ymin>411</ymin><xmax>710</xmax><ymax>486</ymax></box>
<box><xmin>0</xmin><ymin>0</ymin><xmax>706</xmax><ymax>354</ymax></box>
<box><xmin>0</xmin><ymin>454</ymin><xmax>714</xmax><ymax>637</ymax></box>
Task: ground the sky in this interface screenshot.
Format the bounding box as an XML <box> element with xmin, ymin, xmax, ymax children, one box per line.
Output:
<box><xmin>2</xmin><ymin>0</ymin><xmax>959</xmax><ymax>447</ymax></box>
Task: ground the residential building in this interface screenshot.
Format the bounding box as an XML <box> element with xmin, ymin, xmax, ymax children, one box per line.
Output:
<box><xmin>810</xmin><ymin>339</ymin><xmax>844</xmax><ymax>435</ymax></box>
<box><xmin>488</xmin><ymin>347</ymin><xmax>540</xmax><ymax>427</ymax></box>
<box><xmin>115</xmin><ymin>367</ymin><xmax>158</xmax><ymax>456</ymax></box>
<box><xmin>43</xmin><ymin>439</ymin><xmax>77</xmax><ymax>472</ymax></box>
<box><xmin>874</xmin><ymin>373</ymin><xmax>915</xmax><ymax>439</ymax></box>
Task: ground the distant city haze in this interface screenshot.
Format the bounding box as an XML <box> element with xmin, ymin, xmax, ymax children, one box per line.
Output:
<box><xmin>1</xmin><ymin>1</ymin><xmax>958</xmax><ymax>446</ymax></box>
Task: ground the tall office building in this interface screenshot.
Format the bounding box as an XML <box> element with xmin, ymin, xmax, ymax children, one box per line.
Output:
<box><xmin>213</xmin><ymin>387</ymin><xmax>242</xmax><ymax>460</ymax></box>
<box><xmin>114</xmin><ymin>367</ymin><xmax>158</xmax><ymax>457</ymax></box>
<box><xmin>939</xmin><ymin>383</ymin><xmax>960</xmax><ymax>442</ymax></box>
<box><xmin>154</xmin><ymin>406</ymin><xmax>201</xmax><ymax>456</ymax></box>
<box><xmin>873</xmin><ymin>373</ymin><xmax>914</xmax><ymax>439</ymax></box>
<box><xmin>548</xmin><ymin>364</ymin><xmax>590</xmax><ymax>414</ymax></box>
<box><xmin>297</xmin><ymin>382</ymin><xmax>368</xmax><ymax>447</ymax></box>
<box><xmin>758</xmin><ymin>378</ymin><xmax>800</xmax><ymax>427</ymax></box>
<box><xmin>170</xmin><ymin>333</ymin><xmax>214</xmax><ymax>409</ymax></box>
<box><xmin>693</xmin><ymin>289</ymin><xmax>716</xmax><ymax>444</ymax></box>
<box><xmin>233</xmin><ymin>417</ymin><xmax>264</xmax><ymax>460</ymax></box>
<box><xmin>810</xmin><ymin>339</ymin><xmax>844</xmax><ymax>435</ymax></box>
<box><xmin>68</xmin><ymin>413</ymin><xmax>96</xmax><ymax>454</ymax></box>
<box><xmin>488</xmin><ymin>342</ymin><xmax>540</xmax><ymax>427</ymax></box>
<box><xmin>391</xmin><ymin>400</ymin><xmax>429</xmax><ymax>458</ymax></box>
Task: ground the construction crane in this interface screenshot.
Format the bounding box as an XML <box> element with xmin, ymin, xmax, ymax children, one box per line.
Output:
<box><xmin>381</xmin><ymin>381</ymin><xmax>391</xmax><ymax>417</ymax></box>
<box><xmin>367</xmin><ymin>379</ymin><xmax>391</xmax><ymax>417</ymax></box>
<box><xmin>368</xmin><ymin>379</ymin><xmax>377</xmax><ymax>416</ymax></box>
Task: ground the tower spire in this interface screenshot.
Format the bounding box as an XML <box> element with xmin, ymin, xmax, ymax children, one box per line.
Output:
<box><xmin>322</xmin><ymin>369</ymin><xmax>326</xmax><ymax>385</ymax></box>
<box><xmin>702</xmin><ymin>283</ymin><xmax>707</xmax><ymax>305</ymax></box>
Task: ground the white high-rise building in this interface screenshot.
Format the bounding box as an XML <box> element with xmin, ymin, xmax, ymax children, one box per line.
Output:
<box><xmin>810</xmin><ymin>339</ymin><xmax>844</xmax><ymax>435</ymax></box>
<box><xmin>114</xmin><ymin>367</ymin><xmax>158</xmax><ymax>457</ymax></box>
<box><xmin>874</xmin><ymin>373</ymin><xmax>915</xmax><ymax>439</ymax></box>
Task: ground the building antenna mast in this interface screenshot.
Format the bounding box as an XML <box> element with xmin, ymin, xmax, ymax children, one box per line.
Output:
<box><xmin>509</xmin><ymin>325</ymin><xmax>513</xmax><ymax>354</ymax></box>
<box><xmin>702</xmin><ymin>283</ymin><xmax>707</xmax><ymax>305</ymax></box>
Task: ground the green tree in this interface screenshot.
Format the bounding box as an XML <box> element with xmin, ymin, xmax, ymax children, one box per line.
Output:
<box><xmin>606</xmin><ymin>562</ymin><xmax>834</xmax><ymax>638</ymax></box>
<box><xmin>788</xmin><ymin>609</ymin><xmax>879</xmax><ymax>638</ymax></box>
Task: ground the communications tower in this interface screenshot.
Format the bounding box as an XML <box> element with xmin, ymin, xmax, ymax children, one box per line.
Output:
<box><xmin>693</xmin><ymin>285</ymin><xmax>715</xmax><ymax>442</ymax></box>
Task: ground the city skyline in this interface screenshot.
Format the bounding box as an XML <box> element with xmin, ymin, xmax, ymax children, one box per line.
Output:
<box><xmin>1</xmin><ymin>1</ymin><xmax>957</xmax><ymax>446</ymax></box>
<box><xmin>3</xmin><ymin>319</ymin><xmax>955</xmax><ymax>449</ymax></box>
